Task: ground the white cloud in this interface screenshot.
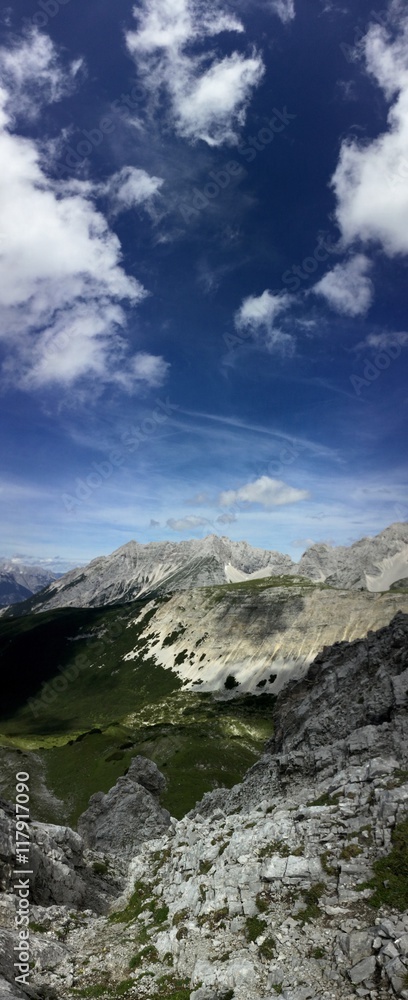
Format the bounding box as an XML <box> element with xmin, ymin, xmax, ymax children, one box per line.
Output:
<box><xmin>0</xmin><ymin>34</ymin><xmax>168</xmax><ymax>394</ymax></box>
<box><xmin>126</xmin><ymin>352</ymin><xmax>170</xmax><ymax>388</ymax></box>
<box><xmin>0</xmin><ymin>29</ymin><xmax>83</xmax><ymax>121</ymax></box>
<box><xmin>331</xmin><ymin>10</ymin><xmax>408</xmax><ymax>256</ymax></box>
<box><xmin>219</xmin><ymin>475</ymin><xmax>310</xmax><ymax>508</ymax></box>
<box><xmin>356</xmin><ymin>329</ymin><xmax>408</xmax><ymax>351</ymax></box>
<box><xmin>268</xmin><ymin>0</ymin><xmax>295</xmax><ymax>23</ymax></box>
<box><xmin>126</xmin><ymin>0</ymin><xmax>264</xmax><ymax>146</ymax></box>
<box><xmin>235</xmin><ymin>289</ymin><xmax>294</xmax><ymax>351</ymax></box>
<box><xmin>167</xmin><ymin>514</ymin><xmax>210</xmax><ymax>530</ymax></box>
<box><xmin>312</xmin><ymin>254</ymin><xmax>374</xmax><ymax>316</ymax></box>
<box><xmin>216</xmin><ymin>512</ymin><xmax>237</xmax><ymax>524</ymax></box>
<box><xmin>100</xmin><ymin>166</ymin><xmax>164</xmax><ymax>214</ymax></box>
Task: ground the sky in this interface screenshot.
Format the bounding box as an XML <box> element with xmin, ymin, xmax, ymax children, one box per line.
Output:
<box><xmin>0</xmin><ymin>0</ymin><xmax>407</xmax><ymax>571</ymax></box>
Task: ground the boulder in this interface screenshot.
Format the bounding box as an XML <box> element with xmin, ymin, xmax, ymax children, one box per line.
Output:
<box><xmin>77</xmin><ymin>756</ymin><xmax>171</xmax><ymax>858</ymax></box>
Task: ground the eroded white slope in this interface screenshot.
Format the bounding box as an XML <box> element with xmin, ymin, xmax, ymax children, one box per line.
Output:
<box><xmin>123</xmin><ymin>583</ymin><xmax>408</xmax><ymax>695</ymax></box>
<box><xmin>365</xmin><ymin>543</ymin><xmax>408</xmax><ymax>591</ymax></box>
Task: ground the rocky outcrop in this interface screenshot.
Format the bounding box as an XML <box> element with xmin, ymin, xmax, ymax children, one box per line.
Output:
<box><xmin>77</xmin><ymin>756</ymin><xmax>171</xmax><ymax>858</ymax></box>
<box><xmin>0</xmin><ymin>797</ymin><xmax>122</xmax><ymax>914</ymax></box>
<box><xmin>1</xmin><ymin>615</ymin><xmax>408</xmax><ymax>1000</ymax></box>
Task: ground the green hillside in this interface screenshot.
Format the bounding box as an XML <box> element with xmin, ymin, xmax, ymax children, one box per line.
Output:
<box><xmin>0</xmin><ymin>596</ymin><xmax>275</xmax><ymax>825</ymax></box>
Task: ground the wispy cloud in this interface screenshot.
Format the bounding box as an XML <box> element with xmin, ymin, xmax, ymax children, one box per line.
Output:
<box><xmin>99</xmin><ymin>166</ymin><xmax>164</xmax><ymax>215</ymax></box>
<box><xmin>234</xmin><ymin>288</ymin><xmax>294</xmax><ymax>352</ymax></box>
<box><xmin>126</xmin><ymin>0</ymin><xmax>265</xmax><ymax>146</ymax></box>
<box><xmin>167</xmin><ymin>514</ymin><xmax>211</xmax><ymax>531</ymax></box>
<box><xmin>312</xmin><ymin>254</ymin><xmax>374</xmax><ymax>316</ymax></box>
<box><xmin>268</xmin><ymin>0</ymin><xmax>295</xmax><ymax>23</ymax></box>
<box><xmin>0</xmin><ymin>28</ymin><xmax>83</xmax><ymax>121</ymax></box>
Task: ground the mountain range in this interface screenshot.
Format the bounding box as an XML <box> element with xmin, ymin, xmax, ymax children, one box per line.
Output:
<box><xmin>4</xmin><ymin>521</ymin><xmax>408</xmax><ymax>614</ymax></box>
<box><xmin>0</xmin><ymin>559</ymin><xmax>57</xmax><ymax>608</ymax></box>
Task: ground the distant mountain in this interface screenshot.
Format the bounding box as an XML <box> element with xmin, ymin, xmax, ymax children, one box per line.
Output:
<box><xmin>297</xmin><ymin>521</ymin><xmax>408</xmax><ymax>590</ymax></box>
<box><xmin>5</xmin><ymin>534</ymin><xmax>293</xmax><ymax>614</ymax></box>
<box><xmin>3</xmin><ymin>522</ymin><xmax>408</xmax><ymax>616</ymax></box>
<box><xmin>0</xmin><ymin>560</ymin><xmax>58</xmax><ymax>608</ymax></box>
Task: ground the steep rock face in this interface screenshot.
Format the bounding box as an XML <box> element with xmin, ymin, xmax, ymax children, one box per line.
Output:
<box><xmin>0</xmin><ymin>797</ymin><xmax>122</xmax><ymax>914</ymax></box>
<box><xmin>124</xmin><ymin>584</ymin><xmax>408</xmax><ymax>694</ymax></box>
<box><xmin>77</xmin><ymin>757</ymin><xmax>171</xmax><ymax>859</ymax></box>
<box><xmin>194</xmin><ymin>611</ymin><xmax>408</xmax><ymax>814</ymax></box>
<box><xmin>298</xmin><ymin>522</ymin><xmax>408</xmax><ymax>591</ymax></box>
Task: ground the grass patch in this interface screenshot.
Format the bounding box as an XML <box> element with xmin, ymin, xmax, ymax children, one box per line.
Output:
<box><xmin>199</xmin><ymin>859</ymin><xmax>213</xmax><ymax>875</ymax></box>
<box><xmin>162</xmin><ymin>626</ymin><xmax>186</xmax><ymax>648</ymax></box>
<box><xmin>340</xmin><ymin>843</ymin><xmax>362</xmax><ymax>861</ymax></box>
<box><xmin>359</xmin><ymin>818</ymin><xmax>408</xmax><ymax>909</ymax></box>
<box><xmin>306</xmin><ymin>792</ymin><xmax>340</xmax><ymax>808</ymax></box>
<box><xmin>310</xmin><ymin>946</ymin><xmax>326</xmax><ymax>960</ymax></box>
<box><xmin>294</xmin><ymin>882</ymin><xmax>326</xmax><ymax>924</ymax></box>
<box><xmin>149</xmin><ymin>974</ymin><xmax>190</xmax><ymax>1000</ymax></box>
<box><xmin>197</xmin><ymin>906</ymin><xmax>229</xmax><ymax>929</ymax></box>
<box><xmin>108</xmin><ymin>880</ymin><xmax>153</xmax><ymax>924</ymax></box>
<box><xmin>129</xmin><ymin>945</ymin><xmax>159</xmax><ymax>969</ymax></box>
<box><xmin>320</xmin><ymin>852</ymin><xmax>337</xmax><ymax>876</ymax></box>
<box><xmin>258</xmin><ymin>840</ymin><xmax>290</xmax><ymax>858</ymax></box>
<box><xmin>92</xmin><ymin>860</ymin><xmax>109</xmax><ymax>876</ymax></box>
<box><xmin>258</xmin><ymin>935</ymin><xmax>276</xmax><ymax>960</ymax></box>
<box><xmin>245</xmin><ymin>916</ymin><xmax>267</xmax><ymax>941</ymax></box>
<box><xmin>172</xmin><ymin>908</ymin><xmax>189</xmax><ymax>926</ymax></box>
<box><xmin>255</xmin><ymin>891</ymin><xmax>270</xmax><ymax>913</ymax></box>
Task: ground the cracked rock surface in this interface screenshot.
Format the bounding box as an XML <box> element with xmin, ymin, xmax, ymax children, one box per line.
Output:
<box><xmin>1</xmin><ymin>612</ymin><xmax>408</xmax><ymax>1000</ymax></box>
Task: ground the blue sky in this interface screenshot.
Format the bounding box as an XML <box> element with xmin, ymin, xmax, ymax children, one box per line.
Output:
<box><xmin>0</xmin><ymin>0</ymin><xmax>407</xmax><ymax>570</ymax></box>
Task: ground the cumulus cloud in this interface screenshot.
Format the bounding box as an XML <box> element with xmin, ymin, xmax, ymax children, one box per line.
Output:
<box><xmin>331</xmin><ymin>9</ymin><xmax>408</xmax><ymax>256</ymax></box>
<box><xmin>0</xmin><ymin>29</ymin><xmax>83</xmax><ymax>121</ymax></box>
<box><xmin>269</xmin><ymin>0</ymin><xmax>295</xmax><ymax>23</ymax></box>
<box><xmin>126</xmin><ymin>0</ymin><xmax>264</xmax><ymax>146</ymax></box>
<box><xmin>219</xmin><ymin>475</ymin><xmax>310</xmax><ymax>508</ymax></box>
<box><xmin>0</xmin><ymin>33</ymin><xmax>168</xmax><ymax>394</ymax></box>
<box><xmin>216</xmin><ymin>512</ymin><xmax>237</xmax><ymax>524</ymax></box>
<box><xmin>235</xmin><ymin>289</ymin><xmax>294</xmax><ymax>352</ymax></box>
<box><xmin>312</xmin><ymin>255</ymin><xmax>374</xmax><ymax>316</ymax></box>
<box><xmin>167</xmin><ymin>515</ymin><xmax>210</xmax><ymax>530</ymax></box>
<box><xmin>100</xmin><ymin>166</ymin><xmax>164</xmax><ymax>214</ymax></box>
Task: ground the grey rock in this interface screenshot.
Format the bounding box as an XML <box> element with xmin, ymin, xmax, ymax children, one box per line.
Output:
<box><xmin>77</xmin><ymin>756</ymin><xmax>171</xmax><ymax>858</ymax></box>
<box><xmin>0</xmin><ymin>803</ymin><xmax>122</xmax><ymax>913</ymax></box>
<box><xmin>348</xmin><ymin>957</ymin><xmax>377</xmax><ymax>984</ymax></box>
